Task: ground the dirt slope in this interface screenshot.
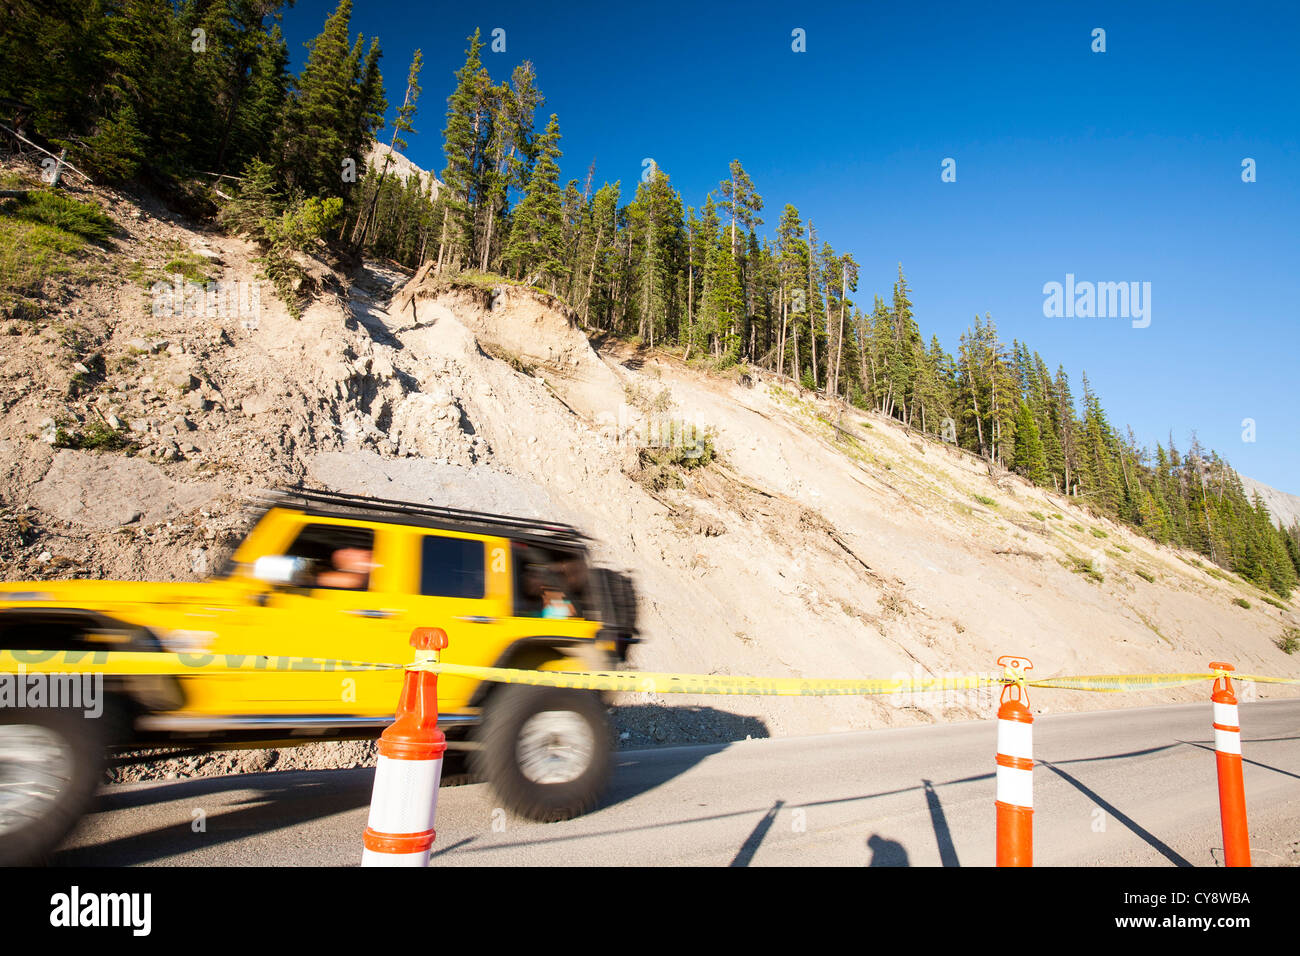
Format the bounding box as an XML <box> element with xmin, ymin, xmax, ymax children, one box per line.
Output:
<box><xmin>1</xmin><ymin>185</ymin><xmax>1297</xmax><ymax>782</ymax></box>
<box><xmin>388</xmin><ymin>272</ymin><xmax>1300</xmax><ymax>738</ymax></box>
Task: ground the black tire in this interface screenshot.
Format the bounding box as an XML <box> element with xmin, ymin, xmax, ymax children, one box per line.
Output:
<box><xmin>0</xmin><ymin>707</ymin><xmax>106</xmax><ymax>866</ymax></box>
<box><xmin>473</xmin><ymin>685</ymin><xmax>611</xmax><ymax>822</ymax></box>
<box><xmin>438</xmin><ymin>749</ymin><xmax>478</xmax><ymax>787</ymax></box>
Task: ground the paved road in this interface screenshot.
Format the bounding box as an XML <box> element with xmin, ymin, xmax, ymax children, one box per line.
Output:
<box><xmin>55</xmin><ymin>700</ymin><xmax>1300</xmax><ymax>866</ymax></box>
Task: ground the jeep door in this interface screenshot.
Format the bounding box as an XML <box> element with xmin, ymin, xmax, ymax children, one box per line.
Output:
<box><xmin>376</xmin><ymin>528</ymin><xmax>512</xmax><ymax>713</ymax></box>
<box><xmin>195</xmin><ymin>515</ymin><xmax>411</xmax><ymax>715</ymax></box>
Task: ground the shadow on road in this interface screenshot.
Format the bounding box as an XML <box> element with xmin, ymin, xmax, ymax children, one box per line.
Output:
<box><xmin>729</xmin><ymin>800</ymin><xmax>784</xmax><ymax>867</ymax></box>
<box><xmin>1178</xmin><ymin>739</ymin><xmax>1300</xmax><ymax>781</ymax></box>
<box><xmin>612</xmin><ymin>704</ymin><xmax>769</xmax><ymax>750</ymax></box>
<box><xmin>56</xmin><ymin>768</ymin><xmax>374</xmax><ymax>866</ymax></box>
<box><xmin>922</xmin><ymin>778</ymin><xmax>960</xmax><ymax>867</ymax></box>
<box><xmin>866</xmin><ymin>834</ymin><xmax>910</xmax><ymax>866</ymax></box>
<box><xmin>1038</xmin><ymin>760</ymin><xmax>1192</xmax><ymax>867</ymax></box>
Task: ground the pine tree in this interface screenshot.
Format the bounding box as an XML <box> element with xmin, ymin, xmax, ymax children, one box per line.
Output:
<box><xmin>1011</xmin><ymin>401</ymin><xmax>1048</xmax><ymax>484</ymax></box>
<box><xmin>774</xmin><ymin>205</ymin><xmax>804</xmax><ymax>380</ymax></box>
<box><xmin>502</xmin><ymin>114</ymin><xmax>565</xmax><ymax>289</ymax></box>
<box><xmin>353</xmin><ymin>47</ymin><xmax>422</xmax><ymax>248</ymax></box>
<box><xmin>1078</xmin><ymin>372</ymin><xmax>1123</xmax><ymax>512</ymax></box>
<box><xmin>436</xmin><ymin>29</ymin><xmax>487</xmax><ymax>272</ymax></box>
<box><xmin>276</xmin><ymin>0</ymin><xmax>383</xmax><ymax>198</ymax></box>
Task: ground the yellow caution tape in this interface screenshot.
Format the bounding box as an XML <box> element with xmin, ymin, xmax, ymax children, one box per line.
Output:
<box><xmin>2</xmin><ymin>650</ymin><xmax>1298</xmax><ymax>696</ymax></box>
<box><xmin>1233</xmin><ymin>674</ymin><xmax>1300</xmax><ymax>685</ymax></box>
<box><xmin>1026</xmin><ymin>673</ymin><xmax>1223</xmax><ymax>693</ymax></box>
<box><xmin>1028</xmin><ymin>672</ymin><xmax>1300</xmax><ymax>693</ymax></box>
<box><xmin>410</xmin><ymin>661</ymin><xmax>996</xmax><ymax>697</ymax></box>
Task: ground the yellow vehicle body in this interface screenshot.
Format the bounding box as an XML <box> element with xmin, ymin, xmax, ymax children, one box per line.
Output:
<box><xmin>2</xmin><ymin>475</ymin><xmax>634</xmax><ymax>864</ymax></box>
<box><xmin>0</xmin><ymin>503</ymin><xmax>610</xmax><ymax>732</ymax></box>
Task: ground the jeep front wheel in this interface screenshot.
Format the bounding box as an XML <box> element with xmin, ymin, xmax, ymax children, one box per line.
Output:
<box><xmin>474</xmin><ymin>685</ymin><xmax>611</xmax><ymax>822</ymax></box>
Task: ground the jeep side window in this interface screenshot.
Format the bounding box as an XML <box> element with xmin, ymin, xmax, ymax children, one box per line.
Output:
<box><xmin>513</xmin><ymin>543</ymin><xmax>589</xmax><ymax>619</ymax></box>
<box><xmin>421</xmin><ymin>535</ymin><xmax>486</xmax><ymax>598</ymax></box>
<box><xmin>284</xmin><ymin>524</ymin><xmax>377</xmax><ymax>591</ymax></box>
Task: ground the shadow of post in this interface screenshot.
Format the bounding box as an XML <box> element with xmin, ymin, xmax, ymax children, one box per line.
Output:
<box><xmin>922</xmin><ymin>778</ymin><xmax>960</xmax><ymax>867</ymax></box>
<box><xmin>730</xmin><ymin>799</ymin><xmax>784</xmax><ymax>867</ymax></box>
<box><xmin>1039</xmin><ymin>760</ymin><xmax>1192</xmax><ymax>867</ymax></box>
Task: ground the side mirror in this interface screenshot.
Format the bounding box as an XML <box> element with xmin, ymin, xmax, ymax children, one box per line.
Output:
<box><xmin>251</xmin><ymin>555</ymin><xmax>313</xmax><ymax>587</ymax></box>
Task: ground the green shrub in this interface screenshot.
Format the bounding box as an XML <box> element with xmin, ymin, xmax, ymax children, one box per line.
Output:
<box><xmin>1029</xmin><ymin>511</ymin><xmax>1046</xmax><ymax>521</ymax></box>
<box><xmin>6</xmin><ymin>191</ymin><xmax>114</xmax><ymax>241</ymax></box>
<box><xmin>1231</xmin><ymin>597</ymin><xmax>1251</xmax><ymax>609</ymax></box>
<box><xmin>1</xmin><ymin>191</ymin><xmax>115</xmax><ymax>297</ymax></box>
<box><xmin>1090</xmin><ymin>527</ymin><xmax>1108</xmax><ymax>539</ymax></box>
<box><xmin>217</xmin><ymin>158</ymin><xmax>281</xmax><ymax>236</ymax></box>
<box><xmin>264</xmin><ymin>195</ymin><xmax>343</xmax><ymax>251</ymax></box>
<box><xmin>1062</xmin><ymin>554</ymin><xmax>1104</xmax><ymax>584</ymax></box>
<box><xmin>972</xmin><ymin>494</ymin><xmax>996</xmax><ymax>507</ymax></box>
<box><xmin>1261</xmin><ymin>595</ymin><xmax>1286</xmax><ymax>610</ymax></box>
<box><xmin>1277</xmin><ymin>628</ymin><xmax>1300</xmax><ymax>655</ymax></box>
<box><xmin>634</xmin><ymin>426</ymin><xmax>718</xmax><ymax>490</ymax></box>
<box><xmin>161</xmin><ymin>249</ymin><xmax>212</xmax><ymax>284</ymax></box>
<box><xmin>1134</xmin><ymin>568</ymin><xmax>1156</xmax><ymax>583</ymax></box>
<box><xmin>53</xmin><ymin>418</ymin><xmax>130</xmax><ymax>451</ymax></box>
<box><xmin>81</xmin><ymin>104</ymin><xmax>146</xmax><ymax>181</ymax></box>
<box><xmin>219</xmin><ymin>162</ymin><xmax>341</xmax><ymax>318</ymax></box>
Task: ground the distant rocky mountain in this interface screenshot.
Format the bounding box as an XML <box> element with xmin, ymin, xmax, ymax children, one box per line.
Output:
<box><xmin>363</xmin><ymin>142</ymin><xmax>441</xmax><ymax>199</ymax></box>
<box><xmin>1239</xmin><ymin>474</ymin><xmax>1300</xmax><ymax>530</ymax></box>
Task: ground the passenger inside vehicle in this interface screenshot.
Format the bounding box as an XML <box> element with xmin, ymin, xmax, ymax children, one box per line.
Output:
<box><xmin>314</xmin><ymin>548</ymin><xmax>376</xmax><ymax>590</ymax></box>
<box><xmin>540</xmin><ymin>585</ymin><xmax>576</xmax><ymax>619</ymax></box>
<box><xmin>282</xmin><ymin>523</ymin><xmax>377</xmax><ymax>592</ymax></box>
<box><xmin>514</xmin><ymin>542</ymin><xmax>583</xmax><ymax>618</ymax></box>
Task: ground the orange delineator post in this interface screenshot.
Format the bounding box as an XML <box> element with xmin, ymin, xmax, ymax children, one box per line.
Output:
<box><xmin>1210</xmin><ymin>661</ymin><xmax>1251</xmax><ymax>867</ymax></box>
<box><xmin>362</xmin><ymin>627</ymin><xmax>449</xmax><ymax>867</ymax></box>
<box><xmin>995</xmin><ymin>655</ymin><xmax>1033</xmax><ymax>867</ymax></box>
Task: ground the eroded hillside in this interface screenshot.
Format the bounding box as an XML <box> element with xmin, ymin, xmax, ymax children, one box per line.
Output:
<box><xmin>2</xmin><ymin>184</ymin><xmax>1298</xmax><ymax>766</ymax></box>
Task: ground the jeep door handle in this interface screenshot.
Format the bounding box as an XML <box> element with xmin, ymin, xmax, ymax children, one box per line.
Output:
<box><xmin>345</xmin><ymin>608</ymin><xmax>399</xmax><ymax>619</ymax></box>
<box><xmin>455</xmin><ymin>615</ymin><xmax>496</xmax><ymax>624</ymax></box>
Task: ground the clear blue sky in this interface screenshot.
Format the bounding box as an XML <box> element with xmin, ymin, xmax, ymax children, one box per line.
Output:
<box><xmin>283</xmin><ymin>0</ymin><xmax>1300</xmax><ymax>493</ymax></box>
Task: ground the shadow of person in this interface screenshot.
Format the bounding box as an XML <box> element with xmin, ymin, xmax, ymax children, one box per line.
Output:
<box><xmin>866</xmin><ymin>833</ymin><xmax>910</xmax><ymax>867</ymax></box>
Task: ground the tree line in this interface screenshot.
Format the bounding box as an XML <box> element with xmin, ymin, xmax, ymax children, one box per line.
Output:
<box><xmin>3</xmin><ymin>3</ymin><xmax>1296</xmax><ymax>595</ymax></box>
<box><xmin>427</xmin><ymin>32</ymin><xmax>1300</xmax><ymax>598</ymax></box>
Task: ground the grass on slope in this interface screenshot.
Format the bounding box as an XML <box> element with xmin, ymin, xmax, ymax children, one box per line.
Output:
<box><xmin>0</xmin><ymin>184</ymin><xmax>115</xmax><ymax>304</ymax></box>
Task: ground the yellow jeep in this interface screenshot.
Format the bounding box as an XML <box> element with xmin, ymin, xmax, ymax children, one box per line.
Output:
<box><xmin>0</xmin><ymin>488</ymin><xmax>639</xmax><ymax>864</ymax></box>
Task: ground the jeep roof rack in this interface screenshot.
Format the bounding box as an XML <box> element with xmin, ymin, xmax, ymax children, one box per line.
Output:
<box><xmin>258</xmin><ymin>487</ymin><xmax>590</xmax><ymax>547</ymax></box>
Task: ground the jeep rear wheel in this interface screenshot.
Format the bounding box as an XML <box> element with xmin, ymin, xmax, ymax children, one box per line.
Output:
<box><xmin>0</xmin><ymin>708</ymin><xmax>105</xmax><ymax>866</ymax></box>
<box><xmin>474</xmin><ymin>685</ymin><xmax>611</xmax><ymax>822</ymax></box>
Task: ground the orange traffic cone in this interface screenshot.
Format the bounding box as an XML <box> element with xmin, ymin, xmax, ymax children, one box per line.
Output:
<box><xmin>995</xmin><ymin>655</ymin><xmax>1033</xmax><ymax>867</ymax></box>
<box><xmin>1210</xmin><ymin>661</ymin><xmax>1251</xmax><ymax>867</ymax></box>
<box><xmin>362</xmin><ymin>627</ymin><xmax>449</xmax><ymax>867</ymax></box>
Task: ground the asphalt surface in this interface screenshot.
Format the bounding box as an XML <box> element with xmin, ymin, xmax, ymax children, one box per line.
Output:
<box><xmin>54</xmin><ymin>699</ymin><xmax>1300</xmax><ymax>866</ymax></box>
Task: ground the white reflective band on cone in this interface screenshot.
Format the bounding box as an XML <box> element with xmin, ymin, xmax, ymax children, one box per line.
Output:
<box><xmin>997</xmin><ymin>719</ymin><xmax>1033</xmax><ymax>759</ymax></box>
<box><xmin>1213</xmin><ymin>702</ymin><xmax>1239</xmax><ymax>728</ymax></box>
<box><xmin>366</xmin><ymin>755</ymin><xmax>443</xmax><ymax>835</ymax></box>
<box><xmin>361</xmin><ymin>848</ymin><xmax>431</xmax><ymax>867</ymax></box>
<box><xmin>996</xmin><ymin>765</ymin><xmax>1033</xmax><ymax>808</ymax></box>
<box><xmin>1214</xmin><ymin>728</ymin><xmax>1242</xmax><ymax>755</ymax></box>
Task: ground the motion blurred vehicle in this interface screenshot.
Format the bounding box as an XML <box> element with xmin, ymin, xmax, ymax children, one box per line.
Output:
<box><xmin>0</xmin><ymin>488</ymin><xmax>639</xmax><ymax>865</ymax></box>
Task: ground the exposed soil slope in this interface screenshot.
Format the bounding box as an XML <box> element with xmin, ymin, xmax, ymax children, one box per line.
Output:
<box><xmin>2</xmin><ymin>181</ymin><xmax>1297</xmax><ymax>784</ymax></box>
